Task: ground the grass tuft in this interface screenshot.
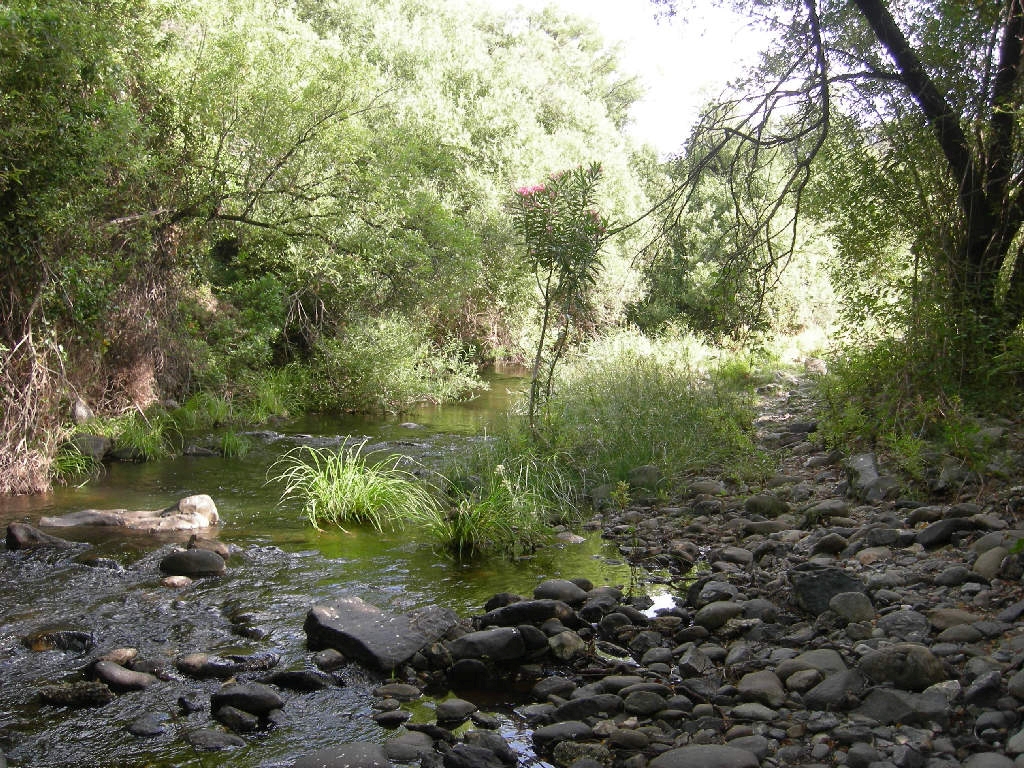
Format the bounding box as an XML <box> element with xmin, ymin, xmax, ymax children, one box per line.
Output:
<box><xmin>269</xmin><ymin>442</ymin><xmax>443</xmax><ymax>532</ymax></box>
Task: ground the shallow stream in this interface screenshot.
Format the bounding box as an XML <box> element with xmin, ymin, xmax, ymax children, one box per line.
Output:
<box><xmin>0</xmin><ymin>369</ymin><xmax>642</xmax><ymax>767</ymax></box>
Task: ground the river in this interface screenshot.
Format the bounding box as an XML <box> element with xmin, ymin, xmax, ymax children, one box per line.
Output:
<box><xmin>0</xmin><ymin>368</ymin><xmax>640</xmax><ymax>767</ymax></box>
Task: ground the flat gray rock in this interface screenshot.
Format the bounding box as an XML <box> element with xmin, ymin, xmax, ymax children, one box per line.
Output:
<box><xmin>649</xmin><ymin>744</ymin><xmax>760</xmax><ymax>768</ymax></box>
<box><xmin>305</xmin><ymin>596</ymin><xmax>458</xmax><ymax>672</ymax></box>
<box><xmin>791</xmin><ymin>565</ymin><xmax>865</xmax><ymax>616</ymax></box>
<box><xmin>293</xmin><ymin>742</ymin><xmax>392</xmax><ymax>768</ymax></box>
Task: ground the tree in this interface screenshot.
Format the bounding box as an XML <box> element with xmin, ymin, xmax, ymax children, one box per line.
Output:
<box><xmin>655</xmin><ymin>0</ymin><xmax>1024</xmax><ymax>368</ymax></box>
<box><xmin>510</xmin><ymin>163</ymin><xmax>609</xmax><ymax>434</ymax></box>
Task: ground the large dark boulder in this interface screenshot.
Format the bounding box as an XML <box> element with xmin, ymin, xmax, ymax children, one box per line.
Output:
<box><xmin>477</xmin><ymin>599</ymin><xmax>575</xmax><ymax>628</ymax></box>
<box><xmin>446</xmin><ymin>627</ymin><xmax>526</xmax><ymax>661</ymax></box>
<box><xmin>305</xmin><ymin>596</ymin><xmax>459</xmax><ymax>672</ymax></box>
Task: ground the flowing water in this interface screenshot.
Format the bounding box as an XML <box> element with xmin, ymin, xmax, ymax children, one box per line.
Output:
<box><xmin>0</xmin><ymin>369</ymin><xmax>640</xmax><ymax>767</ymax></box>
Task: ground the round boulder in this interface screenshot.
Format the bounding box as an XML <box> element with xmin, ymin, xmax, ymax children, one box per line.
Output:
<box><xmin>160</xmin><ymin>548</ymin><xmax>225</xmax><ymax>577</ymax></box>
<box><xmin>859</xmin><ymin>643</ymin><xmax>947</xmax><ymax>691</ymax></box>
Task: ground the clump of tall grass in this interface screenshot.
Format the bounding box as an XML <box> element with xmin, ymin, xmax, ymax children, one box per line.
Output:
<box><xmin>83</xmin><ymin>408</ymin><xmax>178</xmax><ymax>461</ymax></box>
<box><xmin>537</xmin><ymin>329</ymin><xmax>769</xmax><ymax>486</ymax></box>
<box><xmin>237</xmin><ymin>366</ymin><xmax>304</xmax><ymax>423</ymax></box>
<box><xmin>269</xmin><ymin>442</ymin><xmax>443</xmax><ymax>532</ymax></box>
<box><xmin>50</xmin><ymin>443</ymin><xmax>103</xmax><ymax>486</ymax></box>
<box><xmin>219</xmin><ymin>429</ymin><xmax>252</xmax><ymax>459</ymax></box>
<box><xmin>428</xmin><ymin>440</ymin><xmax>579</xmax><ymax>557</ymax></box>
<box><xmin>173</xmin><ymin>391</ymin><xmax>235</xmax><ymax>431</ymax></box>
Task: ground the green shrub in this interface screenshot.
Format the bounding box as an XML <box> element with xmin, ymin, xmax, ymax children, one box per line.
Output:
<box><xmin>269</xmin><ymin>442</ymin><xmax>443</xmax><ymax>532</ymax></box>
<box><xmin>431</xmin><ymin>438</ymin><xmax>577</xmax><ymax>556</ymax></box>
<box><xmin>817</xmin><ymin>337</ymin><xmax>1013</xmax><ymax>473</ymax></box>
<box><xmin>305</xmin><ymin>315</ymin><xmax>484</xmax><ymax>413</ymax></box>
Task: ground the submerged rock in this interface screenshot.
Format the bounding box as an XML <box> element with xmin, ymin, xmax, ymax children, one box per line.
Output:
<box><xmin>293</xmin><ymin>742</ymin><xmax>392</xmax><ymax>768</ymax></box>
<box><xmin>24</xmin><ymin>628</ymin><xmax>95</xmax><ymax>653</ymax></box>
<box><xmin>39</xmin><ymin>681</ymin><xmax>115</xmax><ymax>708</ymax></box>
<box><xmin>6</xmin><ymin>523</ymin><xmax>82</xmax><ymax>550</ymax></box>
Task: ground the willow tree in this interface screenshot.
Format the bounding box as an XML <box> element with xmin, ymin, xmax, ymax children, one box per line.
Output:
<box><xmin>657</xmin><ymin>0</ymin><xmax>1024</xmax><ymax>368</ymax></box>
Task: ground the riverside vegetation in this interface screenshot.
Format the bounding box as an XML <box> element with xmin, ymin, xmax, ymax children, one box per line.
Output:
<box><xmin>5</xmin><ymin>0</ymin><xmax>1024</xmax><ymax>509</ymax></box>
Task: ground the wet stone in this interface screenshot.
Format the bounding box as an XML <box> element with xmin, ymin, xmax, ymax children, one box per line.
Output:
<box><xmin>385</xmin><ymin>731</ymin><xmax>435</xmax><ymax>762</ymax></box>
<box><xmin>126</xmin><ymin>712</ymin><xmax>169</xmax><ymax>737</ymax></box>
<box><xmin>695</xmin><ymin>601</ymin><xmax>743</xmax><ymax>630</ymax></box>
<box><xmin>261</xmin><ymin>669</ymin><xmax>331</xmax><ymax>692</ymax></box>
<box><xmin>314</xmin><ymin>648</ymin><xmax>346</xmax><ymax>671</ymax></box>
<box><xmin>159</xmin><ymin>548</ymin><xmax>226</xmax><ymax>577</ymax></box>
<box><xmin>532</xmin><ymin>676</ymin><xmax>577</xmax><ymax>701</ymax></box>
<box><xmin>532</xmin><ymin>720</ymin><xmax>594</xmax><ymax>753</ymax></box>
<box><xmin>373</xmin><ymin>710</ymin><xmax>411</xmax><ymax>728</ymax></box>
<box><xmin>293</xmin><ymin>742</ymin><xmax>392</xmax><ymax>768</ymax></box>
<box><xmin>443</xmin><ymin>743</ymin><xmax>506</xmax><ymax>768</ymax></box>
<box><xmin>186</xmin><ymin>728</ymin><xmax>246</xmax><ymax>751</ymax></box>
<box><xmin>92</xmin><ymin>660</ymin><xmax>158</xmax><ymax>692</ymax></box>
<box><xmin>210</xmin><ymin>682</ymin><xmax>284</xmax><ymax>717</ymax></box>
<box><xmin>534</xmin><ymin>579</ymin><xmax>589</xmax><ymax>605</ymax></box>
<box><xmin>24</xmin><ymin>628</ymin><xmax>94</xmax><ymax>653</ymax></box>
<box><xmin>374</xmin><ymin>682</ymin><xmax>422</xmax><ymax>701</ymax></box>
<box><xmin>623</xmin><ymin>690</ymin><xmax>667</xmax><ymax>716</ymax></box>
<box><xmin>215</xmin><ymin>704</ymin><xmax>260</xmax><ymax>733</ymax></box>
<box><xmin>436</xmin><ymin>697</ymin><xmax>477</xmax><ymax>725</ymax></box>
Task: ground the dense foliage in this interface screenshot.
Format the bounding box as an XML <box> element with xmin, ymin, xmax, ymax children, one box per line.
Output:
<box><xmin>7</xmin><ymin>0</ymin><xmax>1024</xmax><ymax>502</ymax></box>
<box><xmin>0</xmin><ymin>0</ymin><xmax>648</xmax><ymax>493</ymax></box>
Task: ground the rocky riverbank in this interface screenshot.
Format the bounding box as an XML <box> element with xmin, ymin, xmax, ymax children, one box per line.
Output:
<box><xmin>5</xmin><ymin>373</ymin><xmax>1024</xmax><ymax>768</ymax></box>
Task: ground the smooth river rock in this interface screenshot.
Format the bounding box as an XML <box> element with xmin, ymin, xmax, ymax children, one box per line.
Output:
<box><xmin>39</xmin><ymin>494</ymin><xmax>219</xmax><ymax>532</ymax></box>
<box><xmin>160</xmin><ymin>548</ymin><xmax>226</xmax><ymax>577</ymax></box>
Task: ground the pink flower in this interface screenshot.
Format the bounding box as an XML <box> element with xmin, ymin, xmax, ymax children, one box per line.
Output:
<box><xmin>517</xmin><ymin>184</ymin><xmax>545</xmax><ymax>196</ymax></box>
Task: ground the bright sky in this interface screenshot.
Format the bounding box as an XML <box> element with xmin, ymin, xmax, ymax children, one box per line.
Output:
<box><xmin>480</xmin><ymin>0</ymin><xmax>767</xmax><ymax>156</ymax></box>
